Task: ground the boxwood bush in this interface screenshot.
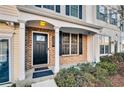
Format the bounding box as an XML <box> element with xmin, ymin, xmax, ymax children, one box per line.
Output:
<box><xmin>96</xmin><ymin>61</ymin><xmax>118</xmax><ymax>75</ymax></box>
<box><xmin>100</xmin><ymin>53</ymin><xmax>124</xmax><ymax>63</ymax></box>
<box><xmin>55</xmin><ymin>63</ymin><xmax>112</xmax><ymax>87</ymax></box>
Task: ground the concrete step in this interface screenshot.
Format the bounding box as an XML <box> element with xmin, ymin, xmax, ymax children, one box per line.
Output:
<box><xmin>32</xmin><ymin>79</ymin><xmax>57</xmax><ymax>87</ymax></box>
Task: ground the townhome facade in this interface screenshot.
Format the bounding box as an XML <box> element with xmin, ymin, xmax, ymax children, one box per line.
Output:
<box><xmin>0</xmin><ymin>5</ymin><xmax>124</xmax><ymax>85</ymax></box>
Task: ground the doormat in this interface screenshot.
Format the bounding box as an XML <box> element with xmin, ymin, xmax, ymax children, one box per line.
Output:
<box><xmin>35</xmin><ymin>67</ymin><xmax>49</xmax><ymax>71</ymax></box>
<box><xmin>33</xmin><ymin>70</ymin><xmax>54</xmax><ymax>78</ymax></box>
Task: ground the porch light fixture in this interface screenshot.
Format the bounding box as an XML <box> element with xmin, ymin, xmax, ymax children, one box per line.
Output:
<box><xmin>39</xmin><ymin>21</ymin><xmax>46</xmax><ymax>27</ymax></box>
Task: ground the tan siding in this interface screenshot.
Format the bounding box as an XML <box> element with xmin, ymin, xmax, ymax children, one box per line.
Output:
<box><xmin>0</xmin><ymin>5</ymin><xmax>18</xmax><ymax>16</ymax></box>
<box><xmin>0</xmin><ymin>22</ymin><xmax>19</xmax><ymax>81</ymax></box>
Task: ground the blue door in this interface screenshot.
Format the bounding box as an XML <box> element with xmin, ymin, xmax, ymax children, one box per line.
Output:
<box><xmin>0</xmin><ymin>39</ymin><xmax>9</xmax><ymax>84</ymax></box>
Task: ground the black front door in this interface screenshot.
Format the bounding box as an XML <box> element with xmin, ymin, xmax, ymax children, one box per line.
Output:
<box><xmin>33</xmin><ymin>33</ymin><xmax>48</xmax><ymax>65</ymax></box>
<box><xmin>0</xmin><ymin>39</ymin><xmax>9</xmax><ymax>83</ymax></box>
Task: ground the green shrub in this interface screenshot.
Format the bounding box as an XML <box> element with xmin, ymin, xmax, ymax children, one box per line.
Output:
<box><xmin>100</xmin><ymin>53</ymin><xmax>124</xmax><ymax>63</ymax></box>
<box><xmin>96</xmin><ymin>61</ymin><xmax>118</xmax><ymax>75</ymax></box>
<box><xmin>78</xmin><ymin>63</ymin><xmax>96</xmax><ymax>74</ymax></box>
<box><xmin>82</xmin><ymin>72</ymin><xmax>96</xmax><ymax>87</ymax></box>
<box><xmin>94</xmin><ymin>66</ymin><xmax>108</xmax><ymax>78</ymax></box>
<box><xmin>100</xmin><ymin>56</ymin><xmax>112</xmax><ymax>63</ymax></box>
<box><xmin>113</xmin><ymin>53</ymin><xmax>124</xmax><ymax>63</ymax></box>
<box><xmin>75</xmin><ymin>72</ymin><xmax>96</xmax><ymax>87</ymax></box>
<box><xmin>54</xmin><ymin>68</ymin><xmax>78</xmax><ymax>87</ymax></box>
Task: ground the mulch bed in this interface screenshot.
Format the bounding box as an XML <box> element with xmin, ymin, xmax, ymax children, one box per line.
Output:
<box><xmin>109</xmin><ymin>62</ymin><xmax>124</xmax><ymax>87</ymax></box>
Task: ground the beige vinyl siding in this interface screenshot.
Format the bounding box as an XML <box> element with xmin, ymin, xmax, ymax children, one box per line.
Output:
<box><xmin>0</xmin><ymin>5</ymin><xmax>18</xmax><ymax>16</ymax></box>
<box><xmin>0</xmin><ymin>22</ymin><xmax>19</xmax><ymax>81</ymax></box>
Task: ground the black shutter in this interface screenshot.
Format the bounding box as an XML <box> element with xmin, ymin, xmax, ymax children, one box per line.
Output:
<box><xmin>79</xmin><ymin>34</ymin><xmax>83</xmax><ymax>54</ymax></box>
<box><xmin>56</xmin><ymin>5</ymin><xmax>60</xmax><ymax>13</ymax></box>
<box><xmin>96</xmin><ymin>5</ymin><xmax>99</xmax><ymax>19</ymax></box>
<box><xmin>79</xmin><ymin>5</ymin><xmax>82</xmax><ymax>19</ymax></box>
<box><xmin>105</xmin><ymin>7</ymin><xmax>108</xmax><ymax>22</ymax></box>
<box><xmin>59</xmin><ymin>31</ymin><xmax>62</xmax><ymax>56</ymax></box>
<box><xmin>66</xmin><ymin>5</ymin><xmax>70</xmax><ymax>16</ymax></box>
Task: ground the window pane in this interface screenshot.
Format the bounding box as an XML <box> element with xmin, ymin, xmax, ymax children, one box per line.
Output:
<box><xmin>100</xmin><ymin>45</ymin><xmax>104</xmax><ymax>54</ymax></box>
<box><xmin>105</xmin><ymin>45</ymin><xmax>109</xmax><ymax>53</ymax></box>
<box><xmin>99</xmin><ymin>5</ymin><xmax>105</xmax><ymax>14</ymax></box>
<box><xmin>99</xmin><ymin>35</ymin><xmax>110</xmax><ymax>54</ymax></box>
<box><xmin>97</xmin><ymin>5</ymin><xmax>107</xmax><ymax>21</ymax></box>
<box><xmin>56</xmin><ymin>5</ymin><xmax>60</xmax><ymax>13</ymax></box>
<box><xmin>71</xmin><ymin>34</ymin><xmax>78</xmax><ymax>54</ymax></box>
<box><xmin>0</xmin><ymin>40</ymin><xmax>8</xmax><ymax>62</ymax></box>
<box><xmin>110</xmin><ymin>11</ymin><xmax>117</xmax><ymax>25</ymax></box>
<box><xmin>71</xmin><ymin>5</ymin><xmax>78</xmax><ymax>17</ymax></box>
<box><xmin>43</xmin><ymin>5</ymin><xmax>54</xmax><ymax>10</ymax></box>
<box><xmin>62</xmin><ymin>33</ymin><xmax>70</xmax><ymax>55</ymax></box>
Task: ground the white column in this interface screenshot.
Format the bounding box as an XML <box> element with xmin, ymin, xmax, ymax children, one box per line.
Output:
<box><xmin>94</xmin><ymin>34</ymin><xmax>100</xmax><ymax>62</ymax></box>
<box><xmin>87</xmin><ymin>35</ymin><xmax>94</xmax><ymax>62</ymax></box>
<box><xmin>19</xmin><ymin>21</ymin><xmax>25</xmax><ymax>80</ymax></box>
<box><xmin>54</xmin><ymin>26</ymin><xmax>60</xmax><ymax>74</ymax></box>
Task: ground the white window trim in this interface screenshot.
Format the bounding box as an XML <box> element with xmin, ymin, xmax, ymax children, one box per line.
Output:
<box><xmin>62</xmin><ymin>32</ymin><xmax>79</xmax><ymax>56</ymax></box>
<box><xmin>0</xmin><ymin>37</ymin><xmax>12</xmax><ymax>84</ymax></box>
<box><xmin>100</xmin><ymin>35</ymin><xmax>111</xmax><ymax>55</ymax></box>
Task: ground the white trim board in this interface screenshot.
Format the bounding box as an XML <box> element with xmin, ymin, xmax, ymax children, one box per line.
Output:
<box><xmin>0</xmin><ymin>37</ymin><xmax>12</xmax><ymax>84</ymax></box>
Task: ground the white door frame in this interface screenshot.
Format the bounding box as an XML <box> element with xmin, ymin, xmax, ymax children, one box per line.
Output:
<box><xmin>32</xmin><ymin>31</ymin><xmax>49</xmax><ymax>67</ymax></box>
<box><xmin>0</xmin><ymin>37</ymin><xmax>12</xmax><ymax>84</ymax></box>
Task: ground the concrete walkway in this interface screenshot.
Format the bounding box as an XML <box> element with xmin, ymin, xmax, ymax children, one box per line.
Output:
<box><xmin>31</xmin><ymin>79</ymin><xmax>57</xmax><ymax>87</ymax></box>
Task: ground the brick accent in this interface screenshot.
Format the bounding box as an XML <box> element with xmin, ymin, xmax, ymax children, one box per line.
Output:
<box><xmin>25</xmin><ymin>27</ymin><xmax>87</xmax><ymax>70</ymax></box>
<box><xmin>25</xmin><ymin>27</ymin><xmax>55</xmax><ymax>70</ymax></box>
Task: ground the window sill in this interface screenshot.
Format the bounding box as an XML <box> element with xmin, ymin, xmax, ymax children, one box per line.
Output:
<box><xmin>100</xmin><ymin>53</ymin><xmax>112</xmax><ymax>56</ymax></box>
<box><xmin>61</xmin><ymin>54</ymin><xmax>81</xmax><ymax>57</ymax></box>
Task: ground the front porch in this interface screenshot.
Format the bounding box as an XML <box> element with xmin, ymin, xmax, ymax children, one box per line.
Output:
<box><xmin>18</xmin><ymin>17</ymin><xmax>101</xmax><ymax>81</ymax></box>
<box><xmin>25</xmin><ymin>20</ymin><xmax>89</xmax><ymax>80</ymax></box>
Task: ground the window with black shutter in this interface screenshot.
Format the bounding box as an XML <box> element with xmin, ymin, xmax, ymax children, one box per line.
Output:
<box><xmin>65</xmin><ymin>5</ymin><xmax>82</xmax><ymax>19</ymax></box>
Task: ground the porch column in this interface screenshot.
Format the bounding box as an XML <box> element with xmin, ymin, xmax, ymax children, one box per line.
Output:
<box><xmin>19</xmin><ymin>21</ymin><xmax>25</xmax><ymax>80</ymax></box>
<box><xmin>94</xmin><ymin>34</ymin><xmax>100</xmax><ymax>62</ymax></box>
<box><xmin>87</xmin><ymin>34</ymin><xmax>95</xmax><ymax>62</ymax></box>
<box><xmin>54</xmin><ymin>26</ymin><xmax>60</xmax><ymax>74</ymax></box>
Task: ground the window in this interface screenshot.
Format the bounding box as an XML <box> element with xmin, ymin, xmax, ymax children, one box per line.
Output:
<box><xmin>71</xmin><ymin>6</ymin><xmax>79</xmax><ymax>17</ymax></box>
<box><xmin>0</xmin><ymin>40</ymin><xmax>8</xmax><ymax>62</ymax></box>
<box><xmin>99</xmin><ymin>35</ymin><xmax>111</xmax><ymax>54</ymax></box>
<box><xmin>61</xmin><ymin>32</ymin><xmax>81</xmax><ymax>55</ymax></box>
<box><xmin>97</xmin><ymin>5</ymin><xmax>107</xmax><ymax>22</ymax></box>
<box><xmin>122</xmin><ymin>22</ymin><xmax>124</xmax><ymax>32</ymax></box>
<box><xmin>66</xmin><ymin>5</ymin><xmax>82</xmax><ymax>19</ymax></box>
<box><xmin>71</xmin><ymin>34</ymin><xmax>78</xmax><ymax>54</ymax></box>
<box><xmin>62</xmin><ymin>33</ymin><xmax>70</xmax><ymax>55</ymax></box>
<box><xmin>43</xmin><ymin>5</ymin><xmax>54</xmax><ymax>10</ymax></box>
<box><xmin>109</xmin><ymin>10</ymin><xmax>117</xmax><ymax>25</ymax></box>
<box><xmin>35</xmin><ymin>5</ymin><xmax>61</xmax><ymax>13</ymax></box>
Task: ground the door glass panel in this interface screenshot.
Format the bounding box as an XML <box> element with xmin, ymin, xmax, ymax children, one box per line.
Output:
<box><xmin>0</xmin><ymin>39</ymin><xmax>9</xmax><ymax>83</ymax></box>
<box><xmin>36</xmin><ymin>35</ymin><xmax>45</xmax><ymax>41</ymax></box>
